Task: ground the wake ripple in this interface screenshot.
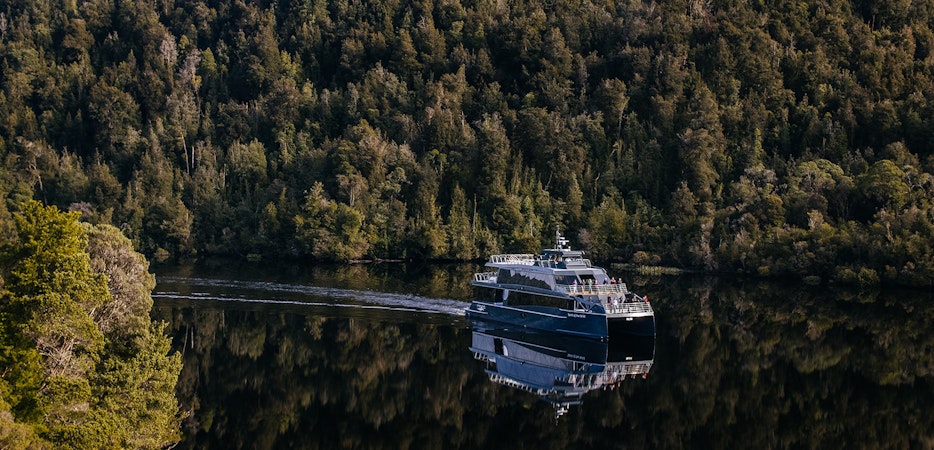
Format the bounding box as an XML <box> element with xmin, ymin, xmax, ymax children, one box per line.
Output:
<box><xmin>153</xmin><ymin>277</ymin><xmax>469</xmax><ymax>316</ymax></box>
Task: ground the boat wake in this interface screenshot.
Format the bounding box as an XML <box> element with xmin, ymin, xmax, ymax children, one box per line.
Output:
<box><xmin>153</xmin><ymin>277</ymin><xmax>469</xmax><ymax>317</ymax></box>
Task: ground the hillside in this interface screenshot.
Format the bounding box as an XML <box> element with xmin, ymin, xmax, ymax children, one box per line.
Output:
<box><xmin>1</xmin><ymin>0</ymin><xmax>933</xmax><ymax>286</ymax></box>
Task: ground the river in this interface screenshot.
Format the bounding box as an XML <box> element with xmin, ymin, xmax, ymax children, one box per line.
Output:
<box><xmin>150</xmin><ymin>259</ymin><xmax>934</xmax><ymax>449</ymax></box>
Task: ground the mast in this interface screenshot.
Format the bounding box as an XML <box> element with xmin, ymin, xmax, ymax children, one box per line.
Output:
<box><xmin>555</xmin><ymin>225</ymin><xmax>569</xmax><ymax>250</ymax></box>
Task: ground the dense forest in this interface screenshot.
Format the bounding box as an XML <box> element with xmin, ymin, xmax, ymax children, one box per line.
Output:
<box><xmin>1</xmin><ymin>0</ymin><xmax>934</xmax><ymax>286</ymax></box>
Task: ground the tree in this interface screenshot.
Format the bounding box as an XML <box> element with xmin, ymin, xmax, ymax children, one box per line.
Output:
<box><xmin>586</xmin><ymin>194</ymin><xmax>628</xmax><ymax>260</ymax></box>
<box><xmin>0</xmin><ymin>201</ymin><xmax>181</xmax><ymax>448</ymax></box>
<box><xmin>786</xmin><ymin>159</ymin><xmax>854</xmax><ymax>225</ymax></box>
<box><xmin>678</xmin><ymin>83</ymin><xmax>727</xmax><ymax>205</ymax></box>
<box><xmin>475</xmin><ymin>113</ymin><xmax>510</xmax><ymax>203</ymax></box>
<box><xmin>294</xmin><ymin>183</ymin><xmax>369</xmax><ymax>260</ymax></box>
<box><xmin>87</xmin><ymin>80</ymin><xmax>143</xmax><ymax>172</ymax></box>
<box><xmin>1</xmin><ymin>200</ymin><xmax>106</xmax><ymax>385</ymax></box>
<box><xmin>858</xmin><ymin>159</ymin><xmax>910</xmax><ymax>213</ymax></box>
<box><xmin>408</xmin><ymin>176</ymin><xmax>448</xmax><ymax>258</ymax></box>
<box><xmin>446</xmin><ymin>184</ymin><xmax>477</xmax><ymax>260</ymax></box>
<box><xmin>596</xmin><ymin>78</ymin><xmax>629</xmax><ymax>139</ymax></box>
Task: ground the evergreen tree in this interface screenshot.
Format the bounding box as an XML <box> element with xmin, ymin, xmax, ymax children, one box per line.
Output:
<box><xmin>0</xmin><ymin>201</ymin><xmax>181</xmax><ymax>448</ymax></box>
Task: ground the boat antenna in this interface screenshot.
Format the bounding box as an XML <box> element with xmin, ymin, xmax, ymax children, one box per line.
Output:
<box><xmin>556</xmin><ymin>226</ymin><xmax>569</xmax><ymax>250</ymax></box>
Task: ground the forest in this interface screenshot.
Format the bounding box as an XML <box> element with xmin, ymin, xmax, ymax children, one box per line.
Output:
<box><xmin>1</xmin><ymin>0</ymin><xmax>934</xmax><ymax>287</ymax></box>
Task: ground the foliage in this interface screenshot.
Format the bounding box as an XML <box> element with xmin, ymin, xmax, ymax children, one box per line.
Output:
<box><xmin>1</xmin><ymin>0</ymin><xmax>934</xmax><ymax>286</ymax></box>
<box><xmin>0</xmin><ymin>201</ymin><xmax>182</xmax><ymax>448</ymax></box>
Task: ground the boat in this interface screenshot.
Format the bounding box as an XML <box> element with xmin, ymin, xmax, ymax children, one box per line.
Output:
<box><xmin>465</xmin><ymin>228</ymin><xmax>655</xmax><ymax>340</ymax></box>
<box><xmin>469</xmin><ymin>323</ymin><xmax>655</xmax><ymax>418</ymax></box>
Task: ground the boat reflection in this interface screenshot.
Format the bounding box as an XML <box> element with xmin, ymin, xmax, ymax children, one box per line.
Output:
<box><xmin>469</xmin><ymin>323</ymin><xmax>655</xmax><ymax>417</ymax></box>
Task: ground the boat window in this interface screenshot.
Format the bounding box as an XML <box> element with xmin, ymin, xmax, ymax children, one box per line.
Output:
<box><xmin>554</xmin><ymin>275</ymin><xmax>578</xmax><ymax>285</ymax></box>
<box><xmin>497</xmin><ymin>269</ymin><xmax>552</xmax><ymax>290</ymax></box>
<box><xmin>579</xmin><ymin>274</ymin><xmax>597</xmax><ymax>284</ymax></box>
<box><xmin>507</xmin><ymin>291</ymin><xmax>576</xmax><ymax>310</ymax></box>
<box><xmin>473</xmin><ymin>286</ymin><xmax>500</xmax><ymax>302</ymax></box>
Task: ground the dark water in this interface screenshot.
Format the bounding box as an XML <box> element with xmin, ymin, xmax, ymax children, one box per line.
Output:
<box><xmin>151</xmin><ymin>259</ymin><xmax>934</xmax><ymax>449</ymax></box>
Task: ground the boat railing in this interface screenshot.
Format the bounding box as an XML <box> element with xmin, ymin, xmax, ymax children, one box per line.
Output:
<box><xmin>568</xmin><ymin>257</ymin><xmax>593</xmax><ymax>268</ymax></box>
<box><xmin>489</xmin><ymin>254</ymin><xmax>537</xmax><ymax>264</ymax></box>
<box><xmin>601</xmin><ymin>362</ymin><xmax>652</xmax><ymax>384</ymax></box>
<box><xmin>560</xmin><ymin>283</ymin><xmax>630</xmax><ymax>295</ymax></box>
<box><xmin>605</xmin><ymin>361</ymin><xmax>653</xmax><ymax>376</ymax></box>
<box><xmin>474</xmin><ymin>352</ymin><xmax>493</xmax><ymax>362</ymax></box>
<box><xmin>604</xmin><ymin>300</ymin><xmax>653</xmax><ymax>315</ymax></box>
<box><xmin>473</xmin><ymin>272</ymin><xmax>497</xmax><ymax>282</ymax></box>
<box><xmin>561</xmin><ymin>283</ymin><xmax>653</xmax><ymax>315</ymax></box>
<box><xmin>488</xmin><ymin>373</ymin><xmax>549</xmax><ymax>396</ymax></box>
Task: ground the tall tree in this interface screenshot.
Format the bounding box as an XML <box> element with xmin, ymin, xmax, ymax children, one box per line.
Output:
<box><xmin>0</xmin><ymin>201</ymin><xmax>181</xmax><ymax>448</ymax></box>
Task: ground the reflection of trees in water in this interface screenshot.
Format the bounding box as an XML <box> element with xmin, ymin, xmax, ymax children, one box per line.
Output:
<box><xmin>155</xmin><ymin>308</ymin><xmax>482</xmax><ymax>449</ymax></box>
<box><xmin>153</xmin><ymin>272</ymin><xmax>934</xmax><ymax>449</ymax></box>
<box><xmin>646</xmin><ymin>278</ymin><xmax>934</xmax><ymax>449</ymax></box>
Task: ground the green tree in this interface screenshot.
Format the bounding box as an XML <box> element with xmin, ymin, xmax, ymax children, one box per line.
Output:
<box><xmin>858</xmin><ymin>159</ymin><xmax>910</xmax><ymax>213</ymax></box>
<box><xmin>445</xmin><ymin>184</ymin><xmax>477</xmax><ymax>260</ymax></box>
<box><xmin>786</xmin><ymin>159</ymin><xmax>854</xmax><ymax>225</ymax></box>
<box><xmin>0</xmin><ymin>201</ymin><xmax>181</xmax><ymax>448</ymax></box>
<box><xmin>0</xmin><ymin>202</ymin><xmax>106</xmax><ymax>414</ymax></box>
<box><xmin>678</xmin><ymin>83</ymin><xmax>727</xmax><ymax>205</ymax></box>
<box><xmin>586</xmin><ymin>194</ymin><xmax>628</xmax><ymax>260</ymax></box>
<box><xmin>295</xmin><ymin>183</ymin><xmax>369</xmax><ymax>260</ymax></box>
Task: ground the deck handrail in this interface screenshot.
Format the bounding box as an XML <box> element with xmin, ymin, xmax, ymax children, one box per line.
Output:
<box><xmin>605</xmin><ymin>362</ymin><xmax>653</xmax><ymax>375</ymax></box>
<box><xmin>560</xmin><ymin>283</ymin><xmax>630</xmax><ymax>295</ymax></box>
<box><xmin>603</xmin><ymin>301</ymin><xmax>653</xmax><ymax>315</ymax></box>
<box><xmin>488</xmin><ymin>373</ymin><xmax>549</xmax><ymax>395</ymax></box>
<box><xmin>489</xmin><ymin>254</ymin><xmax>537</xmax><ymax>264</ymax></box>
<box><xmin>473</xmin><ymin>272</ymin><xmax>496</xmax><ymax>282</ymax></box>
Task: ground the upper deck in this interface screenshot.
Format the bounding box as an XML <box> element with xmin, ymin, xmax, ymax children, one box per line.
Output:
<box><xmin>487</xmin><ymin>251</ymin><xmax>593</xmax><ymax>270</ymax></box>
<box><xmin>485</xmin><ymin>227</ymin><xmax>594</xmax><ymax>270</ymax></box>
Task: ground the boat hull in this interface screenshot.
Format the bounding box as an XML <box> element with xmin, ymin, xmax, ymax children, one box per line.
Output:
<box><xmin>466</xmin><ymin>301</ymin><xmax>608</xmax><ymax>339</ymax></box>
<box><xmin>466</xmin><ymin>300</ymin><xmax>655</xmax><ymax>340</ymax></box>
<box><xmin>608</xmin><ymin>314</ymin><xmax>656</xmax><ymax>338</ymax></box>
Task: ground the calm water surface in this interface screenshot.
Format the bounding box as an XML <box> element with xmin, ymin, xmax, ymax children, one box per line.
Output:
<box><xmin>151</xmin><ymin>259</ymin><xmax>934</xmax><ymax>449</ymax></box>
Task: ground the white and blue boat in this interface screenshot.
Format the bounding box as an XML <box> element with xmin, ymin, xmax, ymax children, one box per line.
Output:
<box><xmin>465</xmin><ymin>229</ymin><xmax>656</xmax><ymax>340</ymax></box>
